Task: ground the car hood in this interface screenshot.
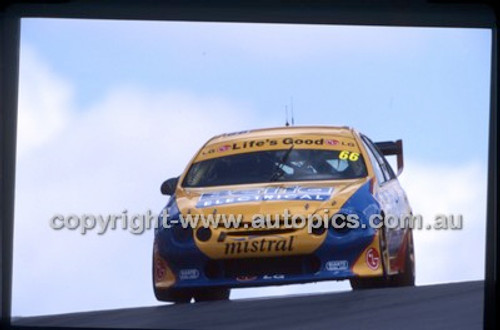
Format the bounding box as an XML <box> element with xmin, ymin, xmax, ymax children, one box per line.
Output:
<box><xmin>175</xmin><ymin>177</ymin><xmax>371</xmax><ymax>219</ymax></box>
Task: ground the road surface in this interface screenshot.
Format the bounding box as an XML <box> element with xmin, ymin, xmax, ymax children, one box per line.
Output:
<box><xmin>15</xmin><ymin>281</ymin><xmax>483</xmax><ymax>329</ymax></box>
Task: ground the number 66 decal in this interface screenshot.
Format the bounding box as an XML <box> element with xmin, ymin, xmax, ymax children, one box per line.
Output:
<box><xmin>339</xmin><ymin>150</ymin><xmax>359</xmax><ymax>161</ymax></box>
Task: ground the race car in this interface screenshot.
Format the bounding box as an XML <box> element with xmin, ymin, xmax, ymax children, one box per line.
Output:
<box><xmin>153</xmin><ymin>126</ymin><xmax>415</xmax><ymax>303</ymax></box>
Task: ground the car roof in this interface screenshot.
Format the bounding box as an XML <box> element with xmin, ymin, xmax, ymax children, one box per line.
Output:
<box><xmin>206</xmin><ymin>126</ymin><xmax>357</xmax><ymax>146</ymax></box>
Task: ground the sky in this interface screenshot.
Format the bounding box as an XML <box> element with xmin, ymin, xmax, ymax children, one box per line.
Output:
<box><xmin>13</xmin><ymin>18</ymin><xmax>491</xmax><ymax>316</ymax></box>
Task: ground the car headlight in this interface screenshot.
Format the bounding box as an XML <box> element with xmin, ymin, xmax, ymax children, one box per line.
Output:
<box><xmin>158</xmin><ymin>197</ymin><xmax>193</xmax><ymax>243</ymax></box>
<box><xmin>329</xmin><ymin>213</ymin><xmax>356</xmax><ymax>234</ymax></box>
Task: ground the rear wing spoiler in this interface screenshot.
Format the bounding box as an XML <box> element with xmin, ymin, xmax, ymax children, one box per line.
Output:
<box><xmin>374</xmin><ymin>140</ymin><xmax>404</xmax><ymax>176</ymax></box>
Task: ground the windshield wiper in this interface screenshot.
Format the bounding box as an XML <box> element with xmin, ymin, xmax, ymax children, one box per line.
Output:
<box><xmin>269</xmin><ymin>145</ymin><xmax>294</xmax><ymax>182</ymax></box>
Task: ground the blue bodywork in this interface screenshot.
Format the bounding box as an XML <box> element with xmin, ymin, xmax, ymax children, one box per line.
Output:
<box><xmin>154</xmin><ymin>181</ymin><xmax>381</xmax><ymax>289</ymax></box>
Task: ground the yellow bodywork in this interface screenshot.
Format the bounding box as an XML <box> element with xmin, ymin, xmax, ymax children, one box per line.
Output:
<box><xmin>174</xmin><ymin>126</ymin><xmax>378</xmax><ymax>263</ymax></box>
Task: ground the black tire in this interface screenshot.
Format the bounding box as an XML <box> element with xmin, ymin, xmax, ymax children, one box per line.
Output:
<box><xmin>154</xmin><ymin>287</ymin><xmax>193</xmax><ymax>303</ymax></box>
<box><xmin>193</xmin><ymin>288</ymin><xmax>230</xmax><ymax>302</ymax></box>
<box><xmin>391</xmin><ymin>231</ymin><xmax>415</xmax><ymax>287</ymax></box>
<box><xmin>350</xmin><ymin>276</ymin><xmax>387</xmax><ymax>289</ymax></box>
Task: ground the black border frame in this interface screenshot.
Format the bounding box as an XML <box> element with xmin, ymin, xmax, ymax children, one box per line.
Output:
<box><xmin>1</xmin><ymin>1</ymin><xmax>497</xmax><ymax>329</ymax></box>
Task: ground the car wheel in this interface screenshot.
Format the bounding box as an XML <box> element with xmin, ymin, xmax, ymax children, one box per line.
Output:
<box><xmin>350</xmin><ymin>276</ymin><xmax>386</xmax><ymax>289</ymax></box>
<box><xmin>154</xmin><ymin>287</ymin><xmax>193</xmax><ymax>303</ymax></box>
<box><xmin>193</xmin><ymin>288</ymin><xmax>230</xmax><ymax>302</ymax></box>
<box><xmin>391</xmin><ymin>231</ymin><xmax>415</xmax><ymax>287</ymax></box>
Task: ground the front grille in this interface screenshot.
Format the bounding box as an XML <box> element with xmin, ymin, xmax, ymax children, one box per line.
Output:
<box><xmin>204</xmin><ymin>255</ymin><xmax>321</xmax><ymax>279</ymax></box>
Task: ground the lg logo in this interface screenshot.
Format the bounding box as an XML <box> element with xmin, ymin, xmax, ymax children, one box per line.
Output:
<box><xmin>366</xmin><ymin>248</ymin><xmax>380</xmax><ymax>270</ymax></box>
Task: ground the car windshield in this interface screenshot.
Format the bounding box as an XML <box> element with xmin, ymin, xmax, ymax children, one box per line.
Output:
<box><xmin>182</xmin><ymin>149</ymin><xmax>368</xmax><ymax>187</ymax></box>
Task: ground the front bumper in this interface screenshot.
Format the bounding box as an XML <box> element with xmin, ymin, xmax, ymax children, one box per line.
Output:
<box><xmin>154</xmin><ymin>225</ymin><xmax>383</xmax><ymax>290</ymax></box>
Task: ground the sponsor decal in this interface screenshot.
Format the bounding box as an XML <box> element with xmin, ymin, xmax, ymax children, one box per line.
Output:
<box><xmin>219</xmin><ymin>234</ymin><xmax>295</xmax><ymax>255</ymax></box>
<box><xmin>236</xmin><ymin>275</ymin><xmax>257</xmax><ymax>282</ymax></box>
<box><xmin>339</xmin><ymin>150</ymin><xmax>359</xmax><ymax>161</ymax></box>
<box><xmin>217</xmin><ymin>144</ymin><xmax>232</xmax><ymax>152</ymax></box>
<box><xmin>366</xmin><ymin>247</ymin><xmax>380</xmax><ymax>270</ymax></box>
<box><xmin>196</xmin><ymin>186</ymin><xmax>334</xmax><ymax>208</ymax></box>
<box><xmin>178</xmin><ymin>268</ymin><xmax>200</xmax><ymax>280</ymax></box>
<box><xmin>263</xmin><ymin>274</ymin><xmax>285</xmax><ymax>280</ymax></box>
<box><xmin>201</xmin><ymin>137</ymin><xmax>356</xmax><ymax>156</ymax></box>
<box><xmin>325</xmin><ymin>260</ymin><xmax>349</xmax><ymax>271</ymax></box>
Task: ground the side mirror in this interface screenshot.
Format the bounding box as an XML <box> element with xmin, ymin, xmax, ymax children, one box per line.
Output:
<box><xmin>160</xmin><ymin>177</ymin><xmax>179</xmax><ymax>196</ymax></box>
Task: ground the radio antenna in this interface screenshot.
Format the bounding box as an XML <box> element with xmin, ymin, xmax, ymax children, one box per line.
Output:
<box><xmin>290</xmin><ymin>97</ymin><xmax>295</xmax><ymax>126</ymax></box>
<box><xmin>285</xmin><ymin>105</ymin><xmax>290</xmax><ymax>127</ymax></box>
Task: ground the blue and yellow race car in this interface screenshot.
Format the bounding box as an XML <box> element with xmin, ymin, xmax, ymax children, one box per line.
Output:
<box><xmin>153</xmin><ymin>126</ymin><xmax>415</xmax><ymax>302</ymax></box>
